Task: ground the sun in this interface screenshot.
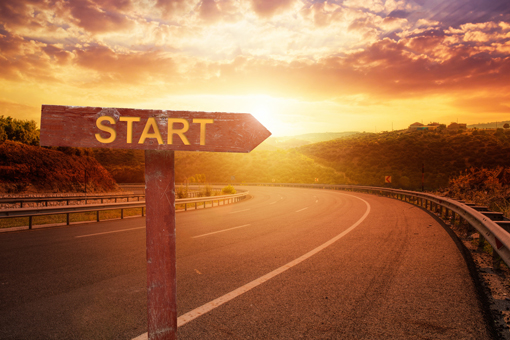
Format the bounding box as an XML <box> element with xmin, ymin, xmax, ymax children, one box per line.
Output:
<box><xmin>251</xmin><ymin>105</ymin><xmax>280</xmax><ymax>136</ymax></box>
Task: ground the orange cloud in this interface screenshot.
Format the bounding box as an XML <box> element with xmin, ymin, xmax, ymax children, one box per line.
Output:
<box><xmin>251</xmin><ymin>0</ymin><xmax>296</xmax><ymax>18</ymax></box>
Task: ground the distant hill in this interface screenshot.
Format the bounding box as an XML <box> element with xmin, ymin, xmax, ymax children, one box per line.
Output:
<box><xmin>174</xmin><ymin>149</ymin><xmax>346</xmax><ymax>184</ymax></box>
<box><xmin>468</xmin><ymin>121</ymin><xmax>510</xmax><ymax>129</ymax></box>
<box><xmin>298</xmin><ymin>129</ymin><xmax>510</xmax><ymax>190</ymax></box>
<box><xmin>256</xmin><ymin>132</ymin><xmax>360</xmax><ymax>150</ymax></box>
<box><xmin>90</xmin><ymin>148</ymin><xmax>346</xmax><ymax>185</ymax></box>
<box><xmin>0</xmin><ymin>141</ymin><xmax>120</xmax><ymax>194</ymax></box>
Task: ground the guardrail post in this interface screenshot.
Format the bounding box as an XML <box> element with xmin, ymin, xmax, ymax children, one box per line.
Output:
<box><xmin>29</xmin><ymin>216</ymin><xmax>33</xmax><ymax>229</ymax></box>
<box><xmin>185</xmin><ymin>204</ymin><xmax>187</xmax><ymax>211</ymax></box>
<box><xmin>121</xmin><ymin>208</ymin><xmax>124</xmax><ymax>219</ymax></box>
<box><xmin>67</xmin><ymin>213</ymin><xmax>70</xmax><ymax>225</ymax></box>
<box><xmin>478</xmin><ymin>234</ymin><xmax>485</xmax><ymax>250</ymax></box>
<box><xmin>142</xmin><ymin>207</ymin><xmax>145</xmax><ymax>217</ymax></box>
<box><xmin>493</xmin><ymin>250</ymin><xmax>502</xmax><ymax>270</ymax></box>
<box><xmin>195</xmin><ymin>202</ymin><xmax>197</xmax><ymax>210</ymax></box>
<box><xmin>97</xmin><ymin>210</ymin><xmax>100</xmax><ymax>222</ymax></box>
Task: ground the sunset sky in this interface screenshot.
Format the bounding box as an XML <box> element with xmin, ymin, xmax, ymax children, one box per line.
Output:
<box><xmin>1</xmin><ymin>0</ymin><xmax>509</xmax><ymax>136</ymax></box>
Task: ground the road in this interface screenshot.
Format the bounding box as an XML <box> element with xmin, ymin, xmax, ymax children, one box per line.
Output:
<box><xmin>0</xmin><ymin>186</ymin><xmax>494</xmax><ymax>339</ymax></box>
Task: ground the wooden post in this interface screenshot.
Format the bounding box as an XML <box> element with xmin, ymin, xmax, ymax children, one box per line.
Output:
<box><xmin>145</xmin><ymin>150</ymin><xmax>177</xmax><ymax>340</ymax></box>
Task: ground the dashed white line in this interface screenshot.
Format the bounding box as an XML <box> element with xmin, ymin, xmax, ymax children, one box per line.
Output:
<box><xmin>192</xmin><ymin>224</ymin><xmax>251</xmax><ymax>238</ymax></box>
<box><xmin>295</xmin><ymin>207</ymin><xmax>309</xmax><ymax>213</ymax></box>
<box><xmin>131</xmin><ymin>194</ymin><xmax>371</xmax><ymax>340</ymax></box>
<box><xmin>228</xmin><ymin>209</ymin><xmax>250</xmax><ymax>214</ymax></box>
<box><xmin>75</xmin><ymin>226</ymin><xmax>145</xmax><ymax>238</ymax></box>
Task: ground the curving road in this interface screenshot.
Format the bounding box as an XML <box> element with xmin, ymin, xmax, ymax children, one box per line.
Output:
<box><xmin>0</xmin><ymin>186</ymin><xmax>494</xmax><ymax>339</ymax></box>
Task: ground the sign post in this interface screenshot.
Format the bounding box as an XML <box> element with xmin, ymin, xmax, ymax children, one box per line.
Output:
<box><xmin>40</xmin><ymin>105</ymin><xmax>271</xmax><ymax>340</ymax></box>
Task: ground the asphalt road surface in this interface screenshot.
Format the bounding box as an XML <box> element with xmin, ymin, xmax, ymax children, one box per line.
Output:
<box><xmin>0</xmin><ymin>186</ymin><xmax>494</xmax><ymax>339</ymax></box>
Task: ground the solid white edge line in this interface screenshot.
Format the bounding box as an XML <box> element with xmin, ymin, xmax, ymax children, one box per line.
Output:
<box><xmin>295</xmin><ymin>207</ymin><xmax>309</xmax><ymax>212</ymax></box>
<box><xmin>191</xmin><ymin>224</ymin><xmax>251</xmax><ymax>238</ymax></box>
<box><xmin>75</xmin><ymin>226</ymin><xmax>145</xmax><ymax>238</ymax></box>
<box><xmin>132</xmin><ymin>193</ymin><xmax>370</xmax><ymax>340</ymax></box>
<box><xmin>228</xmin><ymin>209</ymin><xmax>251</xmax><ymax>214</ymax></box>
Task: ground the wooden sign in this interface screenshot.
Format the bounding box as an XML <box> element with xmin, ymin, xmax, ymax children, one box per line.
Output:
<box><xmin>40</xmin><ymin>105</ymin><xmax>271</xmax><ymax>153</ymax></box>
<box><xmin>40</xmin><ymin>104</ymin><xmax>271</xmax><ymax>340</ymax></box>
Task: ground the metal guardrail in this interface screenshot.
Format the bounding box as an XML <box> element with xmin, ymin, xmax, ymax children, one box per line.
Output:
<box><xmin>235</xmin><ymin>182</ymin><xmax>510</xmax><ymax>269</ymax></box>
<box><xmin>0</xmin><ymin>193</ymin><xmax>146</xmax><ymax>208</ymax></box>
<box><xmin>0</xmin><ymin>192</ymin><xmax>249</xmax><ymax>230</ymax></box>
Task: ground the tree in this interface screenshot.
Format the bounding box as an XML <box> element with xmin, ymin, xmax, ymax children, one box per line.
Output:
<box><xmin>0</xmin><ymin>116</ymin><xmax>39</xmax><ymax>145</ymax></box>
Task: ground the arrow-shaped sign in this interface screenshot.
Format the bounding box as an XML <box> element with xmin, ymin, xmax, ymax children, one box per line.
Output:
<box><xmin>40</xmin><ymin>105</ymin><xmax>271</xmax><ymax>152</ymax></box>
<box><xmin>40</xmin><ymin>104</ymin><xmax>271</xmax><ymax>340</ymax></box>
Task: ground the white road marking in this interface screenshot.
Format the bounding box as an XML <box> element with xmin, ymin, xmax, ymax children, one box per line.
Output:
<box><xmin>228</xmin><ymin>209</ymin><xmax>250</xmax><ymax>214</ymax></box>
<box><xmin>132</xmin><ymin>193</ymin><xmax>371</xmax><ymax>340</ymax></box>
<box><xmin>75</xmin><ymin>226</ymin><xmax>145</xmax><ymax>238</ymax></box>
<box><xmin>295</xmin><ymin>207</ymin><xmax>309</xmax><ymax>212</ymax></box>
<box><xmin>192</xmin><ymin>224</ymin><xmax>251</xmax><ymax>238</ymax></box>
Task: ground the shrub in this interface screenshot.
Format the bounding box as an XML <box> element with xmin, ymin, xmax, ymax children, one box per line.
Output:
<box><xmin>221</xmin><ymin>185</ymin><xmax>236</xmax><ymax>195</ymax></box>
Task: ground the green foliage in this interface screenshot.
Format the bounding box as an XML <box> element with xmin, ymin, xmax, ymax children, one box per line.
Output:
<box><xmin>93</xmin><ymin>148</ymin><xmax>345</xmax><ymax>185</ymax></box>
<box><xmin>176</xmin><ymin>186</ymin><xmax>188</xmax><ymax>198</ymax></box>
<box><xmin>204</xmin><ymin>185</ymin><xmax>213</xmax><ymax>197</ymax></box>
<box><xmin>399</xmin><ymin>176</ymin><xmax>410</xmax><ymax>189</ymax></box>
<box><xmin>221</xmin><ymin>185</ymin><xmax>236</xmax><ymax>195</ymax></box>
<box><xmin>173</xmin><ymin>149</ymin><xmax>345</xmax><ymax>184</ymax></box>
<box><xmin>298</xmin><ymin>129</ymin><xmax>510</xmax><ymax>190</ymax></box>
<box><xmin>92</xmin><ymin>149</ymin><xmax>145</xmax><ymax>183</ymax></box>
<box><xmin>0</xmin><ymin>116</ymin><xmax>39</xmax><ymax>146</ymax></box>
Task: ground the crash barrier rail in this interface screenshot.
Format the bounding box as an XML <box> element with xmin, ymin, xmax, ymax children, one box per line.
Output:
<box><xmin>222</xmin><ymin>182</ymin><xmax>510</xmax><ymax>269</ymax></box>
<box><xmin>118</xmin><ymin>183</ymin><xmax>223</xmax><ymax>196</ymax></box>
<box><xmin>0</xmin><ymin>192</ymin><xmax>249</xmax><ymax>230</ymax></box>
<box><xmin>0</xmin><ymin>193</ymin><xmax>146</xmax><ymax>209</ymax></box>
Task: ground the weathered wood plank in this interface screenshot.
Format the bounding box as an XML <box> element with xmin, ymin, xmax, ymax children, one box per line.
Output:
<box><xmin>40</xmin><ymin>105</ymin><xmax>271</xmax><ymax>152</ymax></box>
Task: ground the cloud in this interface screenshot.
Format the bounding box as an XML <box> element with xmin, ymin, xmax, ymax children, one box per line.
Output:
<box><xmin>73</xmin><ymin>44</ymin><xmax>177</xmax><ymax>83</ymax></box>
<box><xmin>155</xmin><ymin>0</ymin><xmax>193</xmax><ymax>19</ymax></box>
<box><xmin>68</xmin><ymin>0</ymin><xmax>134</xmax><ymax>33</ymax></box>
<box><xmin>197</xmin><ymin>0</ymin><xmax>242</xmax><ymax>24</ymax></box>
<box><xmin>416</xmin><ymin>0</ymin><xmax>510</xmax><ymax>28</ymax></box>
<box><xmin>250</xmin><ymin>0</ymin><xmax>297</xmax><ymax>18</ymax></box>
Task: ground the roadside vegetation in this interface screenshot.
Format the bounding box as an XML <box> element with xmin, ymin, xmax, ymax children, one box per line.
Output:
<box><xmin>441</xmin><ymin>167</ymin><xmax>510</xmax><ymax>218</ymax></box>
<box><xmin>0</xmin><ymin>140</ymin><xmax>119</xmax><ymax>194</ymax></box>
<box><xmin>299</xmin><ymin>128</ymin><xmax>510</xmax><ymax>190</ymax></box>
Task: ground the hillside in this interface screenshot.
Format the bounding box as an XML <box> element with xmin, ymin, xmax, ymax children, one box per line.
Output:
<box><xmin>298</xmin><ymin>129</ymin><xmax>510</xmax><ymax>190</ymax></box>
<box><xmin>0</xmin><ymin>141</ymin><xmax>120</xmax><ymax>193</ymax></box>
<box><xmin>257</xmin><ymin>132</ymin><xmax>360</xmax><ymax>150</ymax></box>
<box><xmin>468</xmin><ymin>121</ymin><xmax>510</xmax><ymax>129</ymax></box>
<box><xmin>175</xmin><ymin>150</ymin><xmax>346</xmax><ymax>184</ymax></box>
<box><xmin>92</xmin><ymin>148</ymin><xmax>347</xmax><ymax>185</ymax></box>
